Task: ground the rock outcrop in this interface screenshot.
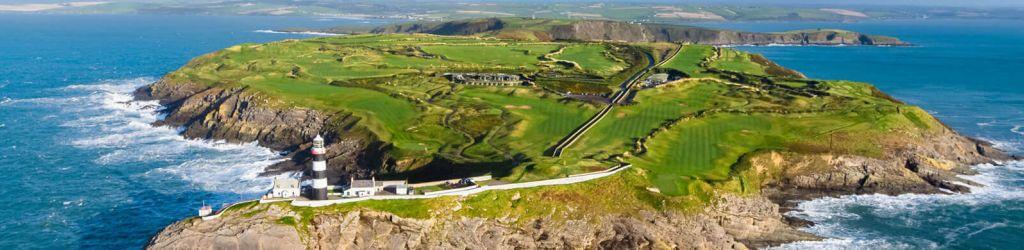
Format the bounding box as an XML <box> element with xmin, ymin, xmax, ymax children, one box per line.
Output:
<box><xmin>135</xmin><ymin>79</ymin><xmax>385</xmax><ymax>182</ymax></box>
<box><xmin>147</xmin><ymin>194</ymin><xmax>817</xmax><ymax>250</ymax></box>
<box><xmin>756</xmin><ymin>125</ymin><xmax>1011</xmax><ymax>212</ymax></box>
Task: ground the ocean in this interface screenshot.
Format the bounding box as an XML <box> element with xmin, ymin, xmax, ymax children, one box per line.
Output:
<box><xmin>0</xmin><ymin>14</ymin><xmax>390</xmax><ymax>248</ymax></box>
<box><xmin>0</xmin><ymin>14</ymin><xmax>1020</xmax><ymax>249</ymax></box>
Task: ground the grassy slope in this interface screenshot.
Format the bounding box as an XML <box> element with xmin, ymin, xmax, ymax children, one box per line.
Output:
<box><xmin>167</xmin><ymin>33</ymin><xmax>621</xmax><ymax>168</ymax></box>
<box><xmin>171</xmin><ymin>35</ymin><xmax>948</xmax><ymax>223</ymax></box>
<box><xmin>552</xmin><ymin>44</ymin><xmax>626</xmax><ymax>76</ymax></box>
<box><xmin>659</xmin><ymin>45</ymin><xmax>714</xmax><ymax>77</ymax></box>
<box><xmin>710</xmin><ymin>48</ymin><xmax>766</xmax><ymax>75</ymax></box>
<box><xmin>419</xmin><ymin>44</ymin><xmax>561</xmax><ymax>70</ymax></box>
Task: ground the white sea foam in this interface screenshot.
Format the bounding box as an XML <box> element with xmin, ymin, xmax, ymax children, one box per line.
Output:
<box><xmin>60</xmin><ymin>78</ymin><xmax>287</xmax><ymax>194</ymax></box>
<box><xmin>1012</xmin><ymin>125</ymin><xmax>1023</xmax><ymax>137</ymax></box>
<box><xmin>978</xmin><ymin>137</ymin><xmax>1023</xmax><ymax>154</ymax></box>
<box><xmin>771</xmin><ymin>161</ymin><xmax>1024</xmax><ymax>249</ymax></box>
<box><xmin>253</xmin><ymin>29</ymin><xmax>341</xmax><ymax>36</ymax></box>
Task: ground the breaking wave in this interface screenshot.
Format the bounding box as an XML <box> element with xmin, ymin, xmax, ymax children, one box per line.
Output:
<box><xmin>58</xmin><ymin>77</ymin><xmax>287</xmax><ymax>194</ymax></box>
<box><xmin>772</xmin><ymin>161</ymin><xmax>1024</xmax><ymax>249</ymax></box>
<box><xmin>253</xmin><ymin>29</ymin><xmax>340</xmax><ymax>36</ymax></box>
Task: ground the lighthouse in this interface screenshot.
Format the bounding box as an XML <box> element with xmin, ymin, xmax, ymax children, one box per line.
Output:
<box><xmin>310</xmin><ymin>135</ymin><xmax>329</xmax><ymax>200</ymax></box>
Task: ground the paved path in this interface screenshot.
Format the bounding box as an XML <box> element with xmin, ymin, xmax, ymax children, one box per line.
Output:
<box><xmin>550</xmin><ymin>45</ymin><xmax>682</xmax><ymax>157</ymax></box>
<box><xmin>290</xmin><ymin>164</ymin><xmax>631</xmax><ymax>207</ymax></box>
<box><xmin>201</xmin><ymin>199</ymin><xmax>259</xmax><ymax>221</ymax></box>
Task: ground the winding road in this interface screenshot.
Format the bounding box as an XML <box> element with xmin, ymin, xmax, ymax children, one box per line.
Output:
<box><xmin>549</xmin><ymin>46</ymin><xmax>680</xmax><ymax>157</ymax></box>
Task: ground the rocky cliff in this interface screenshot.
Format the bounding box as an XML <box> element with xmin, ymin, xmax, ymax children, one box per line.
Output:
<box><xmin>361</xmin><ymin>18</ymin><xmax>907</xmax><ymax>46</ymax></box>
<box><xmin>753</xmin><ymin>126</ymin><xmax>1012</xmax><ymax>212</ymax></box>
<box><xmin>134</xmin><ymin>79</ymin><xmax>387</xmax><ymax>182</ymax></box>
<box><xmin>148</xmin><ymin>194</ymin><xmax>816</xmax><ymax>250</ymax></box>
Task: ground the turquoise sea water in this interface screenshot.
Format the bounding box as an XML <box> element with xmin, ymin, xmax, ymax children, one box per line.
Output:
<box><xmin>0</xmin><ymin>14</ymin><xmax>1021</xmax><ymax>249</ymax></box>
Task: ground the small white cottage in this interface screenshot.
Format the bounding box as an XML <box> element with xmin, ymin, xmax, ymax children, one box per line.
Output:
<box><xmin>343</xmin><ymin>177</ymin><xmax>377</xmax><ymax>197</ymax></box>
<box><xmin>267</xmin><ymin>177</ymin><xmax>300</xmax><ymax>198</ymax></box>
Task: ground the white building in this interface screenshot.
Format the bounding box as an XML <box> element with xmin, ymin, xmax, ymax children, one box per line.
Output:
<box><xmin>343</xmin><ymin>177</ymin><xmax>376</xmax><ymax>197</ymax></box>
<box><xmin>340</xmin><ymin>177</ymin><xmax>415</xmax><ymax>197</ymax></box>
<box><xmin>643</xmin><ymin>73</ymin><xmax>671</xmax><ymax>87</ymax></box>
<box><xmin>266</xmin><ymin>177</ymin><xmax>300</xmax><ymax>199</ymax></box>
<box><xmin>378</xmin><ymin>180</ymin><xmax>413</xmax><ymax>195</ymax></box>
<box><xmin>198</xmin><ymin>205</ymin><xmax>213</xmax><ymax>217</ymax></box>
<box><xmin>391</xmin><ymin>184</ymin><xmax>411</xmax><ymax>195</ymax></box>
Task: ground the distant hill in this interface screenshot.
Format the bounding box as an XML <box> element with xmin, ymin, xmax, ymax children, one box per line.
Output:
<box><xmin>307</xmin><ymin>17</ymin><xmax>907</xmax><ymax>46</ymax></box>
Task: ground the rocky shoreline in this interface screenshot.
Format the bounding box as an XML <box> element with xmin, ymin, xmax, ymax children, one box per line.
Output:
<box><xmin>137</xmin><ymin>75</ymin><xmax>1016</xmax><ymax>249</ymax></box>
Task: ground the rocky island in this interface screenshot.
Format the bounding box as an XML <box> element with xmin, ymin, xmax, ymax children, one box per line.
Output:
<box><xmin>139</xmin><ymin>19</ymin><xmax>1009</xmax><ymax>249</ymax></box>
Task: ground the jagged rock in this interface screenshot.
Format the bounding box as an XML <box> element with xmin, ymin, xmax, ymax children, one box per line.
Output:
<box><xmin>136</xmin><ymin>79</ymin><xmax>386</xmax><ymax>183</ymax></box>
<box><xmin>147</xmin><ymin>194</ymin><xmax>814</xmax><ymax>250</ymax></box>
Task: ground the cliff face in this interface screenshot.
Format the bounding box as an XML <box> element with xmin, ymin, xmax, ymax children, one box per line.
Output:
<box><xmin>135</xmin><ymin>79</ymin><xmax>386</xmax><ymax>182</ymax></box>
<box><xmin>147</xmin><ymin>194</ymin><xmax>817</xmax><ymax>250</ymax></box>
<box><xmin>551</xmin><ymin>21</ymin><xmax>903</xmax><ymax>45</ymax></box>
<box><xmin>754</xmin><ymin>124</ymin><xmax>1010</xmax><ymax>210</ymax></box>
<box><xmin>365</xmin><ymin>18</ymin><xmax>907</xmax><ymax>46</ymax></box>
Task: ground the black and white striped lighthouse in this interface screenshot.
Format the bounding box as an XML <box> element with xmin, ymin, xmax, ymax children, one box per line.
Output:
<box><xmin>310</xmin><ymin>135</ymin><xmax>328</xmax><ymax>200</ymax></box>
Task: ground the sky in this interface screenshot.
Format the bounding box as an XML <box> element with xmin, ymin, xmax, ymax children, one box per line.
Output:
<box><xmin>0</xmin><ymin>0</ymin><xmax>1022</xmax><ymax>8</ymax></box>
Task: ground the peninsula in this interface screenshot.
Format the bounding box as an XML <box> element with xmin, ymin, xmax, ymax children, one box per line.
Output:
<box><xmin>286</xmin><ymin>17</ymin><xmax>908</xmax><ymax>46</ymax></box>
<box><xmin>139</xmin><ymin>20</ymin><xmax>1009</xmax><ymax>249</ymax></box>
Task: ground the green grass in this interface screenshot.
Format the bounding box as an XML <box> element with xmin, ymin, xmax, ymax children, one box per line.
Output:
<box><xmin>567</xmin><ymin>80</ymin><xmax>725</xmax><ymax>159</ymax></box>
<box><xmin>276</xmin><ymin>216</ymin><xmax>298</xmax><ymax>226</ymax></box>
<box><xmin>165</xmin><ymin>33</ymin><xmax>953</xmax><ymax>217</ymax></box>
<box><xmin>630</xmin><ymin>102</ymin><xmax>934</xmax><ymax>196</ymax></box>
<box><xmin>168</xmin><ymin>34</ymin><xmax>622</xmax><ymax>162</ymax></box>
<box><xmin>420</xmin><ymin>43</ymin><xmax>560</xmax><ymax>70</ymax></box>
<box><xmin>660</xmin><ymin>45</ymin><xmax>714</xmax><ymax>77</ymax></box>
<box><xmin>710</xmin><ymin>48</ymin><xmax>766</xmax><ymax>75</ymax></box>
<box><xmin>457</xmin><ymin>88</ymin><xmax>598</xmax><ymax>157</ymax></box>
<box><xmin>553</xmin><ymin>44</ymin><xmax>627</xmax><ymax>76</ymax></box>
<box><xmin>242</xmin><ymin>77</ymin><xmax>462</xmax><ymax>153</ymax></box>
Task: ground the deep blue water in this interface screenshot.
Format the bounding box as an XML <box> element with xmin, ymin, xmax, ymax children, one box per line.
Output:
<box><xmin>0</xmin><ymin>14</ymin><xmax>391</xmax><ymax>249</ymax></box>
<box><xmin>0</xmin><ymin>15</ymin><xmax>1021</xmax><ymax>249</ymax></box>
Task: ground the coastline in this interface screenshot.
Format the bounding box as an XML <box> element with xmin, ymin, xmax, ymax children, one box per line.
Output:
<box><xmin>136</xmin><ymin>71</ymin><xmax>1013</xmax><ymax>248</ymax></box>
<box><xmin>773</xmin><ymin>160</ymin><xmax>1024</xmax><ymax>249</ymax></box>
<box><xmin>253</xmin><ymin>29</ymin><xmax>342</xmax><ymax>36</ymax></box>
<box><xmin>133</xmin><ymin>25</ymin><xmax>1008</xmax><ymax>248</ymax></box>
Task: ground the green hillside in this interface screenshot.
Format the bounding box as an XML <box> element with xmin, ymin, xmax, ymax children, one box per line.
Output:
<box><xmin>165</xmin><ymin>33</ymin><xmax>945</xmax><ymax>207</ymax></box>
